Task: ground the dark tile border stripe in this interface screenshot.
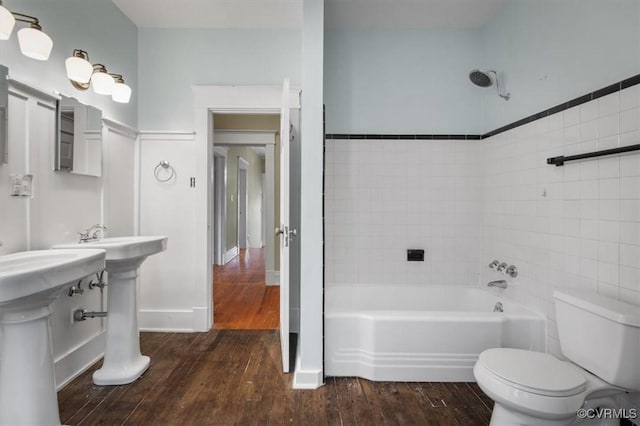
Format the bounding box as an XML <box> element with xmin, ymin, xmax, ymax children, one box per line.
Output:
<box><xmin>621</xmin><ymin>74</ymin><xmax>640</xmax><ymax>89</ymax></box>
<box><xmin>326</xmin><ymin>73</ymin><xmax>640</xmax><ymax>141</ymax></box>
<box><xmin>325</xmin><ymin>134</ymin><xmax>479</xmax><ymax>140</ymax></box>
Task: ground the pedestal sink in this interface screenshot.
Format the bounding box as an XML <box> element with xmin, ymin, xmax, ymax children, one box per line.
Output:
<box><xmin>0</xmin><ymin>249</ymin><xmax>106</xmax><ymax>426</ymax></box>
<box><xmin>53</xmin><ymin>236</ymin><xmax>167</xmax><ymax>385</ymax></box>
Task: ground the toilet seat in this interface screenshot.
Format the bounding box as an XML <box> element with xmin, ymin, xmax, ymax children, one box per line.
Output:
<box><xmin>477</xmin><ymin>348</ymin><xmax>587</xmax><ymax>397</ymax></box>
<box><xmin>473</xmin><ymin>348</ymin><xmax>592</xmax><ymax>420</ymax></box>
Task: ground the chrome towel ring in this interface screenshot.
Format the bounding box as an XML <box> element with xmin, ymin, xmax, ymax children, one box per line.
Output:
<box><xmin>154</xmin><ymin>160</ymin><xmax>175</xmax><ymax>182</ymax></box>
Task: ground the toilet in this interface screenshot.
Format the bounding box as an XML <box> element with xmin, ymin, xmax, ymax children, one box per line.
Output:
<box><xmin>474</xmin><ymin>289</ymin><xmax>640</xmax><ymax>426</ymax></box>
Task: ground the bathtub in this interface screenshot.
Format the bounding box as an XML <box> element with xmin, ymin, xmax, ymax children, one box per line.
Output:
<box><xmin>324</xmin><ymin>285</ymin><xmax>545</xmax><ymax>382</ymax></box>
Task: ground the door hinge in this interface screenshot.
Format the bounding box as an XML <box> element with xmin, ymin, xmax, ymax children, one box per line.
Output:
<box><xmin>190</xmin><ymin>177</ymin><xmax>196</xmax><ymax>187</ymax></box>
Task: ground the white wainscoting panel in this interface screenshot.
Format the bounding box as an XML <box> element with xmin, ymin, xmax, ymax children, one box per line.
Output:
<box><xmin>138</xmin><ymin>131</ymin><xmax>202</xmax><ymax>331</ymax></box>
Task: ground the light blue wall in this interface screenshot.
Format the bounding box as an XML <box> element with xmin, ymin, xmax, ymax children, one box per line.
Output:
<box><xmin>324</xmin><ymin>28</ymin><xmax>484</xmax><ymax>134</ymax></box>
<box><xmin>137</xmin><ymin>29</ymin><xmax>302</xmax><ymax>130</ymax></box>
<box><xmin>480</xmin><ymin>0</ymin><xmax>640</xmax><ymax>132</ymax></box>
<box><xmin>324</xmin><ymin>1</ymin><xmax>640</xmax><ymax>135</ymax></box>
<box><xmin>0</xmin><ymin>0</ymin><xmax>138</xmax><ymax>127</ymax></box>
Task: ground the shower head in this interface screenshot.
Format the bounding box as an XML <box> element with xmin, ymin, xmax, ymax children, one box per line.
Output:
<box><xmin>469</xmin><ymin>69</ymin><xmax>494</xmax><ymax>88</ymax></box>
<box><xmin>469</xmin><ymin>69</ymin><xmax>510</xmax><ymax>101</ymax></box>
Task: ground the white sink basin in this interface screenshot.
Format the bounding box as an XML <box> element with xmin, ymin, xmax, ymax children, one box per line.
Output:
<box><xmin>53</xmin><ymin>235</ymin><xmax>167</xmax><ymax>386</ymax></box>
<box><xmin>0</xmin><ymin>249</ymin><xmax>106</xmax><ymax>305</ymax></box>
<box><xmin>0</xmin><ymin>249</ymin><xmax>106</xmax><ymax>425</ymax></box>
<box><xmin>53</xmin><ymin>236</ymin><xmax>167</xmax><ymax>262</ymax></box>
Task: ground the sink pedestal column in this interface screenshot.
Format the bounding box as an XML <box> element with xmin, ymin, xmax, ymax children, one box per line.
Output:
<box><xmin>0</xmin><ymin>302</ymin><xmax>61</xmax><ymax>425</ymax></box>
<box><xmin>93</xmin><ymin>258</ymin><xmax>149</xmax><ymax>385</ymax></box>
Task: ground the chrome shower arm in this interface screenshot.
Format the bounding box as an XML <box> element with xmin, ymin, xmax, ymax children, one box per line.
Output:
<box><xmin>493</xmin><ymin>71</ymin><xmax>511</xmax><ymax>101</ymax></box>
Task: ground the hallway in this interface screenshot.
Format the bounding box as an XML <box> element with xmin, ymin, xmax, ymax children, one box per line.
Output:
<box><xmin>213</xmin><ymin>248</ymin><xmax>279</xmax><ymax>329</ymax></box>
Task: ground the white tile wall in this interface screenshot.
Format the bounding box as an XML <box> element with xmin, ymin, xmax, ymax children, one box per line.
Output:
<box><xmin>481</xmin><ymin>85</ymin><xmax>640</xmax><ymax>356</ymax></box>
<box><xmin>325</xmin><ymin>139</ymin><xmax>483</xmax><ymax>286</ymax></box>
<box><xmin>325</xmin><ymin>84</ymin><xmax>640</xmax><ymax>357</ymax></box>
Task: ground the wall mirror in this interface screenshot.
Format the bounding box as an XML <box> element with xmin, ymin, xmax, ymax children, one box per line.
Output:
<box><xmin>55</xmin><ymin>94</ymin><xmax>102</xmax><ymax>177</ymax></box>
<box><xmin>0</xmin><ymin>64</ymin><xmax>8</xmax><ymax>165</ymax></box>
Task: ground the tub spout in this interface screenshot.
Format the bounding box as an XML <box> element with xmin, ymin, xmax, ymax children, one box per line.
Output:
<box><xmin>488</xmin><ymin>280</ymin><xmax>507</xmax><ymax>289</ymax></box>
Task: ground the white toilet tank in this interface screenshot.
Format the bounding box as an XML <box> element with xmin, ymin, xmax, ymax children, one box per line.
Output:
<box><xmin>554</xmin><ymin>289</ymin><xmax>640</xmax><ymax>391</ymax></box>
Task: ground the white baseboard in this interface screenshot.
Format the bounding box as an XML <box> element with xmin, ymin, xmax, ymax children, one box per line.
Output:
<box><xmin>223</xmin><ymin>246</ymin><xmax>238</xmax><ymax>264</ymax></box>
<box><xmin>292</xmin><ymin>337</ymin><xmax>324</xmax><ymax>389</ymax></box>
<box><xmin>290</xmin><ymin>308</ymin><xmax>300</xmax><ymax>333</ymax></box>
<box><xmin>139</xmin><ymin>308</ymin><xmax>206</xmax><ymax>332</ymax></box>
<box><xmin>192</xmin><ymin>307</ymin><xmax>209</xmax><ymax>332</ymax></box>
<box><xmin>293</xmin><ymin>350</ymin><xmax>324</xmax><ymax>389</ymax></box>
<box><xmin>293</xmin><ymin>369</ymin><xmax>323</xmax><ymax>389</ymax></box>
<box><xmin>266</xmin><ymin>270</ymin><xmax>280</xmax><ymax>286</ymax></box>
<box><xmin>55</xmin><ymin>331</ymin><xmax>106</xmax><ymax>391</ymax></box>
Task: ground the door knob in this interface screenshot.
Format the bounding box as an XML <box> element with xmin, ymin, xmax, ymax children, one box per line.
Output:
<box><xmin>275</xmin><ymin>227</ymin><xmax>284</xmax><ymax>236</ymax></box>
<box><xmin>289</xmin><ymin>228</ymin><xmax>297</xmax><ymax>238</ymax></box>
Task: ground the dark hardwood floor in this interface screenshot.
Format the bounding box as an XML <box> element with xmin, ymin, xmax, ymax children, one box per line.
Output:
<box><xmin>58</xmin><ymin>330</ymin><xmax>493</xmax><ymax>426</ymax></box>
<box><xmin>213</xmin><ymin>248</ymin><xmax>279</xmax><ymax>330</ymax></box>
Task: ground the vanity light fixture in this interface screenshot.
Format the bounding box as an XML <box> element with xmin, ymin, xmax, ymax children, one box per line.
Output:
<box><xmin>0</xmin><ymin>1</ymin><xmax>53</xmax><ymax>61</ymax></box>
<box><xmin>110</xmin><ymin>74</ymin><xmax>131</xmax><ymax>103</ymax></box>
<box><xmin>0</xmin><ymin>1</ymin><xmax>15</xmax><ymax>40</ymax></box>
<box><xmin>65</xmin><ymin>50</ymin><xmax>132</xmax><ymax>103</ymax></box>
<box><xmin>90</xmin><ymin>64</ymin><xmax>116</xmax><ymax>95</ymax></box>
<box><xmin>65</xmin><ymin>49</ymin><xmax>93</xmax><ymax>86</ymax></box>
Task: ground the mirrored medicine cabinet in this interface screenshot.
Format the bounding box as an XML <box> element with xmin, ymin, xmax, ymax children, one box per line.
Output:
<box><xmin>55</xmin><ymin>95</ymin><xmax>103</xmax><ymax>177</ymax></box>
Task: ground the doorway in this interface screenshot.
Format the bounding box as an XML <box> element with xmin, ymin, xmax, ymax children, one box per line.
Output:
<box><xmin>199</xmin><ymin>84</ymin><xmax>301</xmax><ymax>374</ymax></box>
<box><xmin>212</xmin><ymin>114</ymin><xmax>281</xmax><ymax>330</ymax></box>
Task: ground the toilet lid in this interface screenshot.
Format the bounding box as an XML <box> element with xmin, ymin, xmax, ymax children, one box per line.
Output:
<box><xmin>478</xmin><ymin>348</ymin><xmax>587</xmax><ymax>397</ymax></box>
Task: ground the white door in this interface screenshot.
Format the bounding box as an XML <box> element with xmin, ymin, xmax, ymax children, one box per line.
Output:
<box><xmin>278</xmin><ymin>78</ymin><xmax>291</xmax><ymax>372</ymax></box>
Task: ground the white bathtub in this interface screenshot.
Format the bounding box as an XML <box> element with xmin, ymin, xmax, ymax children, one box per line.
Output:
<box><xmin>324</xmin><ymin>285</ymin><xmax>545</xmax><ymax>382</ymax></box>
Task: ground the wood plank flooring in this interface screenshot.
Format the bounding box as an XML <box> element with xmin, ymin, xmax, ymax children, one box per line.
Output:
<box><xmin>213</xmin><ymin>248</ymin><xmax>279</xmax><ymax>329</ymax></box>
<box><xmin>58</xmin><ymin>330</ymin><xmax>493</xmax><ymax>426</ymax></box>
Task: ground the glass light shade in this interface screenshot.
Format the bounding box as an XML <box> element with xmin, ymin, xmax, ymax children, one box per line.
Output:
<box><xmin>17</xmin><ymin>27</ymin><xmax>53</xmax><ymax>60</ymax></box>
<box><xmin>0</xmin><ymin>4</ymin><xmax>15</xmax><ymax>40</ymax></box>
<box><xmin>91</xmin><ymin>71</ymin><xmax>115</xmax><ymax>95</ymax></box>
<box><xmin>65</xmin><ymin>56</ymin><xmax>93</xmax><ymax>84</ymax></box>
<box><xmin>112</xmin><ymin>82</ymin><xmax>132</xmax><ymax>103</ymax></box>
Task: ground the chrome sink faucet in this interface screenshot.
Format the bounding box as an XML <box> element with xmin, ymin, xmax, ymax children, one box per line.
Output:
<box><xmin>78</xmin><ymin>224</ymin><xmax>107</xmax><ymax>243</ymax></box>
<box><xmin>488</xmin><ymin>280</ymin><xmax>508</xmax><ymax>289</ymax></box>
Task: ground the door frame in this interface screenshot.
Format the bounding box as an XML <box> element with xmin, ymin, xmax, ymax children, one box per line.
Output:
<box><xmin>213</xmin><ymin>147</ymin><xmax>228</xmax><ymax>265</ymax></box>
<box><xmin>193</xmin><ymin>85</ymin><xmax>300</xmax><ymax>332</ymax></box>
<box><xmin>261</xmin><ymin>173</ymin><xmax>266</xmax><ymax>248</ymax></box>
<box><xmin>237</xmin><ymin>157</ymin><xmax>249</xmax><ymax>249</ymax></box>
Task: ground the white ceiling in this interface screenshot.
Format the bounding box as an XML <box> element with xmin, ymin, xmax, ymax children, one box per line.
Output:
<box><xmin>112</xmin><ymin>0</ymin><xmax>506</xmax><ymax>29</ymax></box>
